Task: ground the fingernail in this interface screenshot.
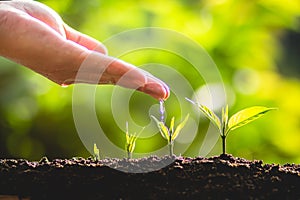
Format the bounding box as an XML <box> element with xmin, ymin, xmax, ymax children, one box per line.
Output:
<box><xmin>162</xmin><ymin>83</ymin><xmax>170</xmax><ymax>100</ymax></box>
<box><xmin>143</xmin><ymin>83</ymin><xmax>168</xmax><ymax>100</ymax></box>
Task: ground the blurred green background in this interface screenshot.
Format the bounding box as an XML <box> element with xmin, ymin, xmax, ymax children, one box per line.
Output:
<box><xmin>0</xmin><ymin>0</ymin><xmax>299</xmax><ymax>164</ymax></box>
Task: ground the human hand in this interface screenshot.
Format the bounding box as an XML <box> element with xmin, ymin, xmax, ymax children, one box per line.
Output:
<box><xmin>0</xmin><ymin>0</ymin><xmax>169</xmax><ymax>100</ymax></box>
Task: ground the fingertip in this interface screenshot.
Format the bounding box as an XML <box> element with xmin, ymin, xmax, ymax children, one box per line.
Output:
<box><xmin>144</xmin><ymin>75</ymin><xmax>170</xmax><ymax>100</ymax></box>
<box><xmin>162</xmin><ymin>83</ymin><xmax>170</xmax><ymax>100</ymax></box>
<box><xmin>139</xmin><ymin>82</ymin><xmax>170</xmax><ymax>100</ymax></box>
<box><xmin>94</xmin><ymin>42</ymin><xmax>108</xmax><ymax>55</ymax></box>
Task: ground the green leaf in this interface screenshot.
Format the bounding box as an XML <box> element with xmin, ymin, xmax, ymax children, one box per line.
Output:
<box><xmin>171</xmin><ymin>114</ymin><xmax>189</xmax><ymax>141</ymax></box>
<box><xmin>127</xmin><ymin>135</ymin><xmax>138</xmax><ymax>153</ymax></box>
<box><xmin>129</xmin><ymin>135</ymin><xmax>135</xmax><ymax>145</ymax></box>
<box><xmin>128</xmin><ymin>142</ymin><xmax>135</xmax><ymax>153</ymax></box>
<box><xmin>227</xmin><ymin>106</ymin><xmax>276</xmax><ymax>134</ymax></box>
<box><xmin>198</xmin><ymin>104</ymin><xmax>221</xmax><ymax>131</ymax></box>
<box><xmin>124</xmin><ymin>122</ymin><xmax>143</xmax><ymax>154</ymax></box>
<box><xmin>169</xmin><ymin>116</ymin><xmax>175</xmax><ymax>134</ymax></box>
<box><xmin>93</xmin><ymin>143</ymin><xmax>100</xmax><ymax>160</ymax></box>
<box><xmin>151</xmin><ymin>115</ymin><xmax>170</xmax><ymax>141</ymax></box>
<box><xmin>221</xmin><ymin>105</ymin><xmax>229</xmax><ymax>135</ymax></box>
<box><xmin>125</xmin><ymin>134</ymin><xmax>138</xmax><ymax>153</ymax></box>
<box><xmin>185</xmin><ymin>98</ymin><xmax>221</xmax><ymax>131</ymax></box>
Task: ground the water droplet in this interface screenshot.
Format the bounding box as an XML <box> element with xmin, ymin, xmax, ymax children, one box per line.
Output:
<box><xmin>61</xmin><ymin>83</ymin><xmax>69</xmax><ymax>88</ymax></box>
<box><xmin>159</xmin><ymin>100</ymin><xmax>165</xmax><ymax>122</ymax></box>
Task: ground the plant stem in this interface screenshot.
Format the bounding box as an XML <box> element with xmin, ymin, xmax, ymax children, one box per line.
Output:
<box><xmin>168</xmin><ymin>143</ymin><xmax>174</xmax><ymax>156</ymax></box>
<box><xmin>127</xmin><ymin>151</ymin><xmax>132</xmax><ymax>159</ymax></box>
<box><xmin>221</xmin><ymin>135</ymin><xmax>226</xmax><ymax>155</ymax></box>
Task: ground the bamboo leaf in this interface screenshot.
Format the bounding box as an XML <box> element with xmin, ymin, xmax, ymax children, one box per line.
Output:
<box><xmin>227</xmin><ymin>106</ymin><xmax>276</xmax><ymax>134</ymax></box>
<box><xmin>151</xmin><ymin>115</ymin><xmax>170</xmax><ymax>141</ymax></box>
<box><xmin>171</xmin><ymin>114</ymin><xmax>189</xmax><ymax>141</ymax></box>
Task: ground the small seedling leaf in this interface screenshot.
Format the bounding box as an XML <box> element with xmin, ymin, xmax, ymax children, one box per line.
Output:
<box><xmin>129</xmin><ymin>134</ymin><xmax>136</xmax><ymax>144</ymax></box>
<box><xmin>198</xmin><ymin>104</ymin><xmax>221</xmax><ymax>131</ymax></box>
<box><xmin>125</xmin><ymin>134</ymin><xmax>138</xmax><ymax>153</ymax></box>
<box><xmin>171</xmin><ymin>114</ymin><xmax>189</xmax><ymax>141</ymax></box>
<box><xmin>227</xmin><ymin>106</ymin><xmax>276</xmax><ymax>134</ymax></box>
<box><xmin>129</xmin><ymin>142</ymin><xmax>135</xmax><ymax>153</ymax></box>
<box><xmin>152</xmin><ymin>115</ymin><xmax>170</xmax><ymax>141</ymax></box>
<box><xmin>127</xmin><ymin>135</ymin><xmax>137</xmax><ymax>153</ymax></box>
<box><xmin>169</xmin><ymin>116</ymin><xmax>175</xmax><ymax>134</ymax></box>
<box><xmin>222</xmin><ymin>105</ymin><xmax>229</xmax><ymax>135</ymax></box>
<box><xmin>124</xmin><ymin>123</ymin><xmax>144</xmax><ymax>156</ymax></box>
<box><xmin>93</xmin><ymin>143</ymin><xmax>100</xmax><ymax>160</ymax></box>
<box><xmin>186</xmin><ymin>98</ymin><xmax>221</xmax><ymax>130</ymax></box>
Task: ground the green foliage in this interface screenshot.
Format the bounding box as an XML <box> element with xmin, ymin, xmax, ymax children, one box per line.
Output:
<box><xmin>227</xmin><ymin>106</ymin><xmax>277</xmax><ymax>134</ymax></box>
<box><xmin>222</xmin><ymin>105</ymin><xmax>229</xmax><ymax>135</ymax></box>
<box><xmin>125</xmin><ymin>122</ymin><xmax>143</xmax><ymax>159</ymax></box>
<box><xmin>152</xmin><ymin>114</ymin><xmax>189</xmax><ymax>144</ymax></box>
<box><xmin>93</xmin><ymin>143</ymin><xmax>100</xmax><ymax>160</ymax></box>
<box><xmin>125</xmin><ymin>133</ymin><xmax>138</xmax><ymax>154</ymax></box>
<box><xmin>186</xmin><ymin>98</ymin><xmax>275</xmax><ymax>154</ymax></box>
<box><xmin>186</xmin><ymin>98</ymin><xmax>221</xmax><ymax>130</ymax></box>
<box><xmin>172</xmin><ymin>115</ymin><xmax>189</xmax><ymax>142</ymax></box>
<box><xmin>152</xmin><ymin>114</ymin><xmax>189</xmax><ymax>156</ymax></box>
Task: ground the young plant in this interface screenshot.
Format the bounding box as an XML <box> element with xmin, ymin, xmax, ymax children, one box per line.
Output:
<box><xmin>186</xmin><ymin>98</ymin><xmax>276</xmax><ymax>155</ymax></box>
<box><xmin>93</xmin><ymin>143</ymin><xmax>100</xmax><ymax>160</ymax></box>
<box><xmin>152</xmin><ymin>115</ymin><xmax>189</xmax><ymax>156</ymax></box>
<box><xmin>125</xmin><ymin>122</ymin><xmax>144</xmax><ymax>159</ymax></box>
<box><xmin>152</xmin><ymin>102</ymin><xmax>189</xmax><ymax>156</ymax></box>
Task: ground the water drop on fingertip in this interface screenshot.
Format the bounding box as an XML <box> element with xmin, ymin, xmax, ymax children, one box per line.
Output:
<box><xmin>61</xmin><ymin>83</ymin><xmax>69</xmax><ymax>88</ymax></box>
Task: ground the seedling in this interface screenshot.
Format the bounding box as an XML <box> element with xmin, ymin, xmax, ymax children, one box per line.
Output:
<box><xmin>125</xmin><ymin>122</ymin><xmax>144</xmax><ymax>159</ymax></box>
<box><xmin>186</xmin><ymin>98</ymin><xmax>276</xmax><ymax>155</ymax></box>
<box><xmin>93</xmin><ymin>143</ymin><xmax>100</xmax><ymax>160</ymax></box>
<box><xmin>152</xmin><ymin>101</ymin><xmax>189</xmax><ymax>156</ymax></box>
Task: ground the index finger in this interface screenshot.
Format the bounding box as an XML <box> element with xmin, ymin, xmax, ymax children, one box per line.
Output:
<box><xmin>74</xmin><ymin>52</ymin><xmax>170</xmax><ymax>100</ymax></box>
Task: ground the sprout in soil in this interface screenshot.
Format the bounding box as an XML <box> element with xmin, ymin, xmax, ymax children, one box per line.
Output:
<box><xmin>125</xmin><ymin>122</ymin><xmax>144</xmax><ymax>159</ymax></box>
<box><xmin>93</xmin><ymin>143</ymin><xmax>100</xmax><ymax>160</ymax></box>
<box><xmin>152</xmin><ymin>100</ymin><xmax>189</xmax><ymax>156</ymax></box>
<box><xmin>186</xmin><ymin>98</ymin><xmax>276</xmax><ymax>155</ymax></box>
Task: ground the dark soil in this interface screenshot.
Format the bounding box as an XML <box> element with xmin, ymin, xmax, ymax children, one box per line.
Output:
<box><xmin>0</xmin><ymin>154</ymin><xmax>299</xmax><ymax>200</ymax></box>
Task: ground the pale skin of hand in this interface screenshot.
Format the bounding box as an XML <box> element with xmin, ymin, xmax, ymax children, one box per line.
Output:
<box><xmin>0</xmin><ymin>0</ymin><xmax>170</xmax><ymax>100</ymax></box>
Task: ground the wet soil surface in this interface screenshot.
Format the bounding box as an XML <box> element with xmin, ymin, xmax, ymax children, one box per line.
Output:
<box><xmin>0</xmin><ymin>154</ymin><xmax>299</xmax><ymax>200</ymax></box>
